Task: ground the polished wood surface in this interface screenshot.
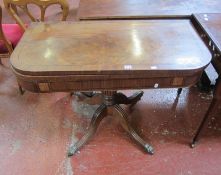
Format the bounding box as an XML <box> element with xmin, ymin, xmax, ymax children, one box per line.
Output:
<box><xmin>192</xmin><ymin>14</ymin><xmax>221</xmax><ymax>81</ymax></box>
<box><xmin>193</xmin><ymin>14</ymin><xmax>221</xmax><ymax>57</ymax></box>
<box><xmin>191</xmin><ymin>13</ymin><xmax>221</xmax><ymax>145</ymax></box>
<box><xmin>10</xmin><ymin>20</ymin><xmax>211</xmax><ymax>92</ymax></box>
<box><xmin>77</xmin><ymin>0</ymin><xmax>221</xmax><ymax>20</ymax></box>
<box><xmin>4</xmin><ymin>0</ymin><xmax>69</xmax><ymax>31</ymax></box>
<box><xmin>11</xmin><ymin>20</ymin><xmax>210</xmax><ymax>74</ymax></box>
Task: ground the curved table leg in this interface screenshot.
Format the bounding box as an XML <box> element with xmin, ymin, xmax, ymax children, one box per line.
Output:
<box><xmin>68</xmin><ymin>103</ymin><xmax>107</xmax><ymax>156</ymax></box>
<box><xmin>71</xmin><ymin>91</ymin><xmax>143</xmax><ymax>104</ymax></box>
<box><xmin>68</xmin><ymin>91</ymin><xmax>153</xmax><ymax>156</ymax></box>
<box><xmin>114</xmin><ymin>104</ymin><xmax>154</xmax><ymax>155</ymax></box>
<box><xmin>114</xmin><ymin>90</ymin><xmax>144</xmax><ymax>106</ymax></box>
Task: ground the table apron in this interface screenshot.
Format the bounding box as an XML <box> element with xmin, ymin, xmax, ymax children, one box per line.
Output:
<box><xmin>15</xmin><ymin>73</ymin><xmax>202</xmax><ymax>93</ymax></box>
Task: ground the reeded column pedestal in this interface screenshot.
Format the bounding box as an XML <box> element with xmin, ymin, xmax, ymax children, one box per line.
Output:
<box><xmin>68</xmin><ymin>90</ymin><xmax>154</xmax><ymax>156</ymax></box>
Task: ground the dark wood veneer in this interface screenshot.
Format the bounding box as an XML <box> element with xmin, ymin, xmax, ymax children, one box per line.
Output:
<box><xmin>10</xmin><ymin>20</ymin><xmax>211</xmax><ymax>93</ymax></box>
<box><xmin>77</xmin><ymin>0</ymin><xmax>221</xmax><ymax>20</ymax></box>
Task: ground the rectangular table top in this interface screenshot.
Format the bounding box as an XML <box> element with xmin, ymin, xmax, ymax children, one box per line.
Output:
<box><xmin>192</xmin><ymin>13</ymin><xmax>221</xmax><ymax>76</ymax></box>
<box><xmin>192</xmin><ymin>13</ymin><xmax>221</xmax><ymax>97</ymax></box>
<box><xmin>10</xmin><ymin>20</ymin><xmax>211</xmax><ymax>77</ymax></box>
<box><xmin>77</xmin><ymin>0</ymin><xmax>221</xmax><ymax>20</ymax></box>
<box><xmin>193</xmin><ymin>13</ymin><xmax>221</xmax><ymax>53</ymax></box>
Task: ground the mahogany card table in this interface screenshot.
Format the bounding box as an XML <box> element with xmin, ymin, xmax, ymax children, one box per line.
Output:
<box><xmin>10</xmin><ymin>20</ymin><xmax>211</xmax><ymax>156</ymax></box>
<box><xmin>77</xmin><ymin>0</ymin><xmax>221</xmax><ymax>20</ymax></box>
<box><xmin>190</xmin><ymin>14</ymin><xmax>221</xmax><ymax>146</ymax></box>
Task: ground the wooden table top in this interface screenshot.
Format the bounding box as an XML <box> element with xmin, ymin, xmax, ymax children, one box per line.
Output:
<box><xmin>10</xmin><ymin>20</ymin><xmax>211</xmax><ymax>77</ymax></box>
<box><xmin>193</xmin><ymin>13</ymin><xmax>221</xmax><ymax>53</ymax></box>
<box><xmin>192</xmin><ymin>13</ymin><xmax>221</xmax><ymax>101</ymax></box>
<box><xmin>77</xmin><ymin>0</ymin><xmax>221</xmax><ymax>20</ymax></box>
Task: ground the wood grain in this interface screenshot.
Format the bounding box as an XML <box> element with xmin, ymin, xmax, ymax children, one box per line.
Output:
<box><xmin>10</xmin><ymin>20</ymin><xmax>211</xmax><ymax>92</ymax></box>
<box><xmin>191</xmin><ymin>13</ymin><xmax>221</xmax><ymax>145</ymax></box>
<box><xmin>77</xmin><ymin>0</ymin><xmax>221</xmax><ymax>20</ymax></box>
